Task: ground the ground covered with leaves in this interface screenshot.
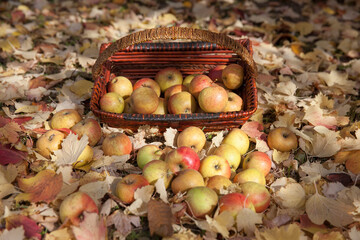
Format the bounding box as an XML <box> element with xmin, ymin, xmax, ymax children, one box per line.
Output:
<box><xmin>0</xmin><ymin>0</ymin><xmax>360</xmax><ymax>239</ymax></box>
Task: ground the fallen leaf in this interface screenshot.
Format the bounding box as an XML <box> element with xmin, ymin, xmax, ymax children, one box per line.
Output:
<box><xmin>44</xmin><ymin>228</ymin><xmax>74</xmax><ymax>240</ymax></box>
<box><xmin>274</xmin><ymin>182</ymin><xmax>306</xmax><ymax>209</ymax></box>
<box><xmin>0</xmin><ymin>144</ymin><xmax>27</xmax><ymax>165</ymax></box>
<box><xmin>263</xmin><ymin>214</ymin><xmax>292</xmax><ymax>228</ymax></box>
<box><xmin>236</xmin><ymin>208</ymin><xmax>263</xmax><ymax>236</ymax></box>
<box><xmin>163</xmin><ymin>127</ymin><xmax>177</xmax><ymax>148</ymax></box>
<box><xmin>79</xmin><ymin>180</ymin><xmax>110</xmax><ymax>206</ymax></box>
<box><xmin>298</xmin><ymin>214</ymin><xmax>327</xmax><ymax>234</ymax></box>
<box><xmin>195</xmin><ymin>211</ymin><xmax>234</xmax><ymax>238</ymax></box>
<box><xmin>69</xmin><ymin>79</ymin><xmax>93</xmax><ymax>97</ymax></box>
<box><xmin>107</xmin><ymin>210</ymin><xmax>140</xmax><ymax>237</ymax></box>
<box><xmin>126</xmin><ymin>185</ymin><xmax>154</xmax><ymax>215</ymax></box>
<box><xmin>71</xmin><ymin>212</ymin><xmax>107</xmax><ymax>240</ymax></box>
<box><xmin>299</xmin><ymin>161</ymin><xmax>337</xmax><ymax>184</ymax></box>
<box><xmin>241</xmin><ymin>121</ymin><xmax>265</xmax><ymax>140</ymax></box>
<box><xmin>6</xmin><ymin>215</ymin><xmax>41</xmax><ymax>240</ymax></box>
<box><xmin>349</xmin><ymin>226</ymin><xmax>360</xmax><ymax>240</ymax></box>
<box><xmin>0</xmin><ymin>226</ymin><xmax>25</xmax><ymax>240</ymax></box>
<box><xmin>155</xmin><ymin>177</ymin><xmax>168</xmax><ymax>203</ymax></box>
<box><xmin>272</xmin><ymin>149</ymin><xmax>290</xmax><ymax>164</ymax></box>
<box><xmin>147</xmin><ymin>199</ymin><xmax>174</xmax><ymax>237</ymax></box>
<box><xmin>255</xmin><ymin>223</ymin><xmax>307</xmax><ymax>240</ymax></box>
<box><xmin>313</xmin><ymin>231</ymin><xmax>346</xmax><ymax>240</ymax></box>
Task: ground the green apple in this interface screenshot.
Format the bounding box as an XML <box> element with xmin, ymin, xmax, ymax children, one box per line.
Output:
<box><xmin>186</xmin><ymin>186</ymin><xmax>218</xmax><ymax>218</ymax></box>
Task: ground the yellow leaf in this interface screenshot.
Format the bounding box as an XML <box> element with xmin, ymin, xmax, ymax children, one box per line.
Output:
<box><xmin>294</xmin><ymin>22</ymin><xmax>313</xmax><ymax>36</ymax></box>
<box><xmin>255</xmin><ymin>223</ymin><xmax>307</xmax><ymax>240</ymax></box>
<box><xmin>69</xmin><ymin>79</ymin><xmax>94</xmax><ymax>97</ymax></box>
<box><xmin>274</xmin><ymin>182</ymin><xmax>306</xmax><ymax>209</ymax></box>
<box><xmin>236</xmin><ymin>208</ymin><xmax>262</xmax><ymax>236</ymax></box>
<box><xmin>195</xmin><ymin>211</ymin><xmax>234</xmax><ymax>238</ymax></box>
<box><xmin>272</xmin><ymin>149</ymin><xmax>290</xmax><ymax>164</ymax></box>
<box><xmin>313</xmin><ymin>231</ymin><xmax>345</xmax><ymax>240</ymax></box>
<box><xmin>0</xmin><ymin>36</ymin><xmax>20</xmax><ymax>53</ymax></box>
<box><xmin>40</xmin><ymin>56</ymin><xmax>65</xmax><ymax>65</ymax></box>
<box><xmin>44</xmin><ymin>227</ymin><xmax>74</xmax><ymax>240</ymax></box>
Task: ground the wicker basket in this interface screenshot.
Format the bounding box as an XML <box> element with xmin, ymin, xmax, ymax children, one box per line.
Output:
<box><xmin>90</xmin><ymin>27</ymin><xmax>258</xmax><ymax>132</ymax></box>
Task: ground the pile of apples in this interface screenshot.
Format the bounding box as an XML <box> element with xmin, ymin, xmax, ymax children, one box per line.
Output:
<box><xmin>99</xmin><ymin>64</ymin><xmax>244</xmax><ymax>114</ymax></box>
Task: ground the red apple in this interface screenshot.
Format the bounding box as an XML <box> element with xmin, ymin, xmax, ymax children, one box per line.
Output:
<box><xmin>155</xmin><ymin>67</ymin><xmax>183</xmax><ymax>92</ymax></box>
<box><xmin>165</xmin><ymin>146</ymin><xmax>200</xmax><ymax>174</ymax></box>
<box><xmin>223</xmin><ymin>92</ymin><xmax>243</xmax><ymax>112</ymax></box>
<box><xmin>177</xmin><ymin>126</ymin><xmax>206</xmax><ymax>152</ymax></box>
<box><xmin>186</xmin><ymin>186</ymin><xmax>218</xmax><ymax>219</ymax></box>
<box><xmin>183</xmin><ymin>74</ymin><xmax>199</xmax><ymax>89</ymax></box>
<box><xmin>199</xmin><ymin>155</ymin><xmax>232</xmax><ymax>179</ymax></box>
<box><xmin>115</xmin><ymin>174</ymin><xmax>149</xmax><ymax>204</ymax></box>
<box><xmin>222</xmin><ymin>128</ymin><xmax>250</xmax><ymax>155</ymax></box>
<box><xmin>188</xmin><ymin>74</ymin><xmax>213</xmax><ymax>99</ymax></box>
<box><xmin>102</xmin><ymin>132</ymin><xmax>132</xmax><ymax>156</ymax></box>
<box><xmin>167</xmin><ymin>91</ymin><xmax>197</xmax><ymax>114</ymax></box>
<box><xmin>59</xmin><ymin>191</ymin><xmax>98</xmax><ymax>225</ymax></box>
<box><xmin>136</xmin><ymin>145</ymin><xmax>163</xmax><ymax>169</ymax></box>
<box><xmin>267</xmin><ymin>127</ymin><xmax>298</xmax><ymax>152</ymax></box>
<box><xmin>50</xmin><ymin>109</ymin><xmax>82</xmax><ymax>130</ymax></box>
<box><xmin>218</xmin><ymin>193</ymin><xmax>255</xmax><ymax>218</ymax></box>
<box><xmin>142</xmin><ymin>160</ymin><xmax>173</xmax><ymax>188</ymax></box>
<box><xmin>240</xmin><ymin>182</ymin><xmax>270</xmax><ymax>213</ymax></box>
<box><xmin>242</xmin><ymin>151</ymin><xmax>272</xmax><ymax>176</ymax></box>
<box><xmin>198</xmin><ymin>86</ymin><xmax>228</xmax><ymax>113</ymax></box>
<box><xmin>205</xmin><ymin>175</ymin><xmax>232</xmax><ymax>194</ymax></box>
<box><xmin>107</xmin><ymin>76</ymin><xmax>133</xmax><ymax>99</ymax></box>
<box><xmin>233</xmin><ymin>168</ymin><xmax>266</xmax><ymax>185</ymax></box>
<box><xmin>133</xmin><ymin>78</ymin><xmax>161</xmax><ymax>97</ymax></box>
<box><xmin>71</xmin><ymin>118</ymin><xmax>102</xmax><ymax>147</ymax></box>
<box><xmin>208</xmin><ymin>65</ymin><xmax>226</xmax><ymax>82</ymax></box>
<box><xmin>171</xmin><ymin>169</ymin><xmax>205</xmax><ymax>194</ymax></box>
<box><xmin>164</xmin><ymin>84</ymin><xmax>188</xmax><ymax>102</ymax></box>
<box><xmin>100</xmin><ymin>92</ymin><xmax>125</xmax><ymax>114</ymax></box>
<box><xmin>222</xmin><ymin>63</ymin><xmax>244</xmax><ymax>90</ymax></box>
<box><xmin>130</xmin><ymin>87</ymin><xmax>159</xmax><ymax>114</ymax></box>
<box><xmin>36</xmin><ymin>129</ymin><xmax>66</xmax><ymax>159</ymax></box>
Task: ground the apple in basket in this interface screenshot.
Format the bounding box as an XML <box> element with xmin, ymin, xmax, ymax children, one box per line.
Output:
<box><xmin>208</xmin><ymin>65</ymin><xmax>226</xmax><ymax>82</ymax></box>
<box><xmin>198</xmin><ymin>85</ymin><xmax>228</xmax><ymax>113</ymax></box>
<box><xmin>183</xmin><ymin>74</ymin><xmax>199</xmax><ymax>89</ymax></box>
<box><xmin>223</xmin><ymin>92</ymin><xmax>243</xmax><ymax>112</ymax></box>
<box><xmin>152</xmin><ymin>97</ymin><xmax>168</xmax><ymax>114</ymax></box>
<box><xmin>167</xmin><ymin>91</ymin><xmax>197</xmax><ymax>114</ymax></box>
<box><xmin>188</xmin><ymin>74</ymin><xmax>213</xmax><ymax>99</ymax></box>
<box><xmin>130</xmin><ymin>87</ymin><xmax>159</xmax><ymax>114</ymax></box>
<box><xmin>107</xmin><ymin>76</ymin><xmax>133</xmax><ymax>99</ymax></box>
<box><xmin>133</xmin><ymin>78</ymin><xmax>161</xmax><ymax>97</ymax></box>
<box><xmin>222</xmin><ymin>63</ymin><xmax>244</xmax><ymax>90</ymax></box>
<box><xmin>155</xmin><ymin>67</ymin><xmax>183</xmax><ymax>92</ymax></box>
<box><xmin>100</xmin><ymin>92</ymin><xmax>125</xmax><ymax>114</ymax></box>
<box><xmin>164</xmin><ymin>84</ymin><xmax>188</xmax><ymax>102</ymax></box>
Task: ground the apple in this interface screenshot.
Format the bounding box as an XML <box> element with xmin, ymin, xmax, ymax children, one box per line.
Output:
<box><xmin>223</xmin><ymin>92</ymin><xmax>243</xmax><ymax>112</ymax></box>
<box><xmin>213</xmin><ymin>143</ymin><xmax>241</xmax><ymax>172</ymax></box>
<box><xmin>208</xmin><ymin>65</ymin><xmax>226</xmax><ymax>82</ymax></box>
<box><xmin>188</xmin><ymin>74</ymin><xmax>213</xmax><ymax>99</ymax></box>
<box><xmin>183</xmin><ymin>74</ymin><xmax>199</xmax><ymax>89</ymax></box>
<box><xmin>152</xmin><ymin>97</ymin><xmax>167</xmax><ymax>114</ymax></box>
<box><xmin>107</xmin><ymin>76</ymin><xmax>133</xmax><ymax>99</ymax></box>
<box><xmin>345</xmin><ymin>152</ymin><xmax>360</xmax><ymax>174</ymax></box>
<box><xmin>218</xmin><ymin>193</ymin><xmax>255</xmax><ymax>218</ymax></box>
<box><xmin>102</xmin><ymin>132</ymin><xmax>132</xmax><ymax>156</ymax></box>
<box><xmin>205</xmin><ymin>175</ymin><xmax>232</xmax><ymax>194</ymax></box>
<box><xmin>164</xmin><ymin>146</ymin><xmax>200</xmax><ymax>174</ymax></box>
<box><xmin>176</xmin><ymin>126</ymin><xmax>206</xmax><ymax>152</ymax></box>
<box><xmin>133</xmin><ymin>78</ymin><xmax>161</xmax><ymax>97</ymax></box>
<box><xmin>59</xmin><ymin>191</ymin><xmax>98</xmax><ymax>225</ymax></box>
<box><xmin>267</xmin><ymin>127</ymin><xmax>298</xmax><ymax>152</ymax></box>
<box><xmin>240</xmin><ymin>182</ymin><xmax>270</xmax><ymax>213</ymax></box>
<box><xmin>123</xmin><ymin>97</ymin><xmax>134</xmax><ymax>113</ymax></box>
<box><xmin>186</xmin><ymin>186</ymin><xmax>218</xmax><ymax>219</ymax></box>
<box><xmin>115</xmin><ymin>174</ymin><xmax>149</xmax><ymax>204</ymax></box>
<box><xmin>199</xmin><ymin>155</ymin><xmax>231</xmax><ymax>179</ymax></box>
<box><xmin>221</xmin><ymin>63</ymin><xmax>244</xmax><ymax>90</ymax></box>
<box><xmin>99</xmin><ymin>92</ymin><xmax>125</xmax><ymax>114</ymax></box>
<box><xmin>198</xmin><ymin>86</ymin><xmax>228</xmax><ymax>113</ymax></box>
<box><xmin>233</xmin><ymin>168</ymin><xmax>266</xmax><ymax>186</ymax></box>
<box><xmin>71</xmin><ymin>118</ymin><xmax>102</xmax><ymax>147</ymax></box>
<box><xmin>136</xmin><ymin>145</ymin><xmax>163</xmax><ymax>169</ymax></box>
<box><xmin>50</xmin><ymin>109</ymin><xmax>82</xmax><ymax>130</ymax></box>
<box><xmin>167</xmin><ymin>91</ymin><xmax>197</xmax><ymax>114</ymax></box>
<box><xmin>73</xmin><ymin>144</ymin><xmax>94</xmax><ymax>170</ymax></box>
<box><xmin>242</xmin><ymin>151</ymin><xmax>272</xmax><ymax>176</ymax></box>
<box><xmin>155</xmin><ymin>67</ymin><xmax>183</xmax><ymax>92</ymax></box>
<box><xmin>164</xmin><ymin>84</ymin><xmax>188</xmax><ymax>102</ymax></box>
<box><xmin>222</xmin><ymin>128</ymin><xmax>250</xmax><ymax>155</ymax></box>
<box><xmin>36</xmin><ymin>129</ymin><xmax>66</xmax><ymax>158</ymax></box>
<box><xmin>130</xmin><ymin>87</ymin><xmax>159</xmax><ymax>114</ymax></box>
<box><xmin>171</xmin><ymin>169</ymin><xmax>205</xmax><ymax>194</ymax></box>
<box><xmin>142</xmin><ymin>160</ymin><xmax>173</xmax><ymax>188</ymax></box>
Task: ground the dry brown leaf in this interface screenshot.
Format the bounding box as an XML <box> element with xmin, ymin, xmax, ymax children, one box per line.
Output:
<box><xmin>0</xmin><ymin>226</ymin><xmax>25</xmax><ymax>240</ymax></box>
<box><xmin>349</xmin><ymin>226</ymin><xmax>360</xmax><ymax>240</ymax></box>
<box><xmin>272</xmin><ymin>149</ymin><xmax>290</xmax><ymax>164</ymax></box>
<box><xmin>313</xmin><ymin>231</ymin><xmax>346</xmax><ymax>240</ymax></box>
<box><xmin>164</xmin><ymin>127</ymin><xmax>178</xmax><ymax>148</ymax></box>
<box><xmin>69</xmin><ymin>79</ymin><xmax>93</xmax><ymax>98</ymax></box>
<box><xmin>147</xmin><ymin>199</ymin><xmax>174</xmax><ymax>237</ymax></box>
<box><xmin>6</xmin><ymin>214</ymin><xmax>42</xmax><ymax>240</ymax></box>
<box><xmin>274</xmin><ymin>182</ymin><xmax>306</xmax><ymax>209</ymax></box>
<box><xmin>236</xmin><ymin>208</ymin><xmax>263</xmax><ymax>236</ymax></box>
<box><xmin>255</xmin><ymin>223</ymin><xmax>307</xmax><ymax>240</ymax></box>
<box><xmin>107</xmin><ymin>210</ymin><xmax>140</xmax><ymax>238</ymax></box>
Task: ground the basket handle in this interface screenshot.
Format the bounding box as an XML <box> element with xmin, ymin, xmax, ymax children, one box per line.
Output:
<box><xmin>92</xmin><ymin>27</ymin><xmax>257</xmax><ymax>80</ymax></box>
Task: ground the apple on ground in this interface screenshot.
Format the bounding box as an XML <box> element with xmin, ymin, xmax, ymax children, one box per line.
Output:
<box><xmin>198</xmin><ymin>86</ymin><xmax>228</xmax><ymax>113</ymax></box>
<box><xmin>177</xmin><ymin>126</ymin><xmax>206</xmax><ymax>153</ymax></box>
<box><xmin>242</xmin><ymin>151</ymin><xmax>272</xmax><ymax>176</ymax></box>
<box><xmin>155</xmin><ymin>67</ymin><xmax>183</xmax><ymax>92</ymax></box>
<box><xmin>123</xmin><ymin>97</ymin><xmax>134</xmax><ymax>113</ymax></box>
<box><xmin>186</xmin><ymin>186</ymin><xmax>218</xmax><ymax>219</ymax></box>
<box><xmin>213</xmin><ymin>143</ymin><xmax>241</xmax><ymax>172</ymax></box>
<box><xmin>136</xmin><ymin>145</ymin><xmax>164</xmax><ymax>169</ymax></box>
<box><xmin>142</xmin><ymin>160</ymin><xmax>174</xmax><ymax>188</ymax></box>
<box><xmin>222</xmin><ymin>128</ymin><xmax>250</xmax><ymax>155</ymax></box>
<box><xmin>164</xmin><ymin>146</ymin><xmax>200</xmax><ymax>174</ymax></box>
<box><xmin>167</xmin><ymin>91</ymin><xmax>197</xmax><ymax>114</ymax></box>
<box><xmin>171</xmin><ymin>169</ymin><xmax>205</xmax><ymax>194</ymax></box>
<box><xmin>267</xmin><ymin>127</ymin><xmax>298</xmax><ymax>152</ymax></box>
<box><xmin>130</xmin><ymin>87</ymin><xmax>159</xmax><ymax>114</ymax></box>
<box><xmin>205</xmin><ymin>175</ymin><xmax>232</xmax><ymax>194</ymax></box>
<box><xmin>240</xmin><ymin>182</ymin><xmax>270</xmax><ymax>213</ymax></box>
<box><xmin>183</xmin><ymin>74</ymin><xmax>199</xmax><ymax>89</ymax></box>
<box><xmin>100</xmin><ymin>92</ymin><xmax>125</xmax><ymax>114</ymax></box>
<box><xmin>102</xmin><ymin>132</ymin><xmax>132</xmax><ymax>156</ymax></box>
<box><xmin>71</xmin><ymin>118</ymin><xmax>102</xmax><ymax>147</ymax></box>
<box><xmin>218</xmin><ymin>192</ymin><xmax>255</xmax><ymax>218</ymax></box>
<box><xmin>115</xmin><ymin>174</ymin><xmax>149</xmax><ymax>204</ymax></box>
<box><xmin>199</xmin><ymin>155</ymin><xmax>231</xmax><ymax>179</ymax></box>
<box><xmin>36</xmin><ymin>129</ymin><xmax>66</xmax><ymax>159</ymax></box>
<box><xmin>107</xmin><ymin>76</ymin><xmax>133</xmax><ymax>99</ymax></box>
<box><xmin>223</xmin><ymin>92</ymin><xmax>243</xmax><ymax>112</ymax></box>
<box><xmin>133</xmin><ymin>78</ymin><xmax>161</xmax><ymax>97</ymax></box>
<box><xmin>59</xmin><ymin>191</ymin><xmax>98</xmax><ymax>225</ymax></box>
<box><xmin>222</xmin><ymin>63</ymin><xmax>244</xmax><ymax>90</ymax></box>
<box><xmin>73</xmin><ymin>144</ymin><xmax>94</xmax><ymax>170</ymax></box>
<box><xmin>164</xmin><ymin>84</ymin><xmax>188</xmax><ymax>102</ymax></box>
<box><xmin>50</xmin><ymin>109</ymin><xmax>82</xmax><ymax>130</ymax></box>
<box><xmin>152</xmin><ymin>97</ymin><xmax>167</xmax><ymax>114</ymax></box>
<box><xmin>188</xmin><ymin>74</ymin><xmax>213</xmax><ymax>99</ymax></box>
<box><xmin>208</xmin><ymin>65</ymin><xmax>226</xmax><ymax>82</ymax></box>
<box><xmin>233</xmin><ymin>168</ymin><xmax>266</xmax><ymax>186</ymax></box>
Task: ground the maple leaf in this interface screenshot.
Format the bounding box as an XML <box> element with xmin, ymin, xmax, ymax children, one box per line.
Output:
<box><xmin>236</xmin><ymin>208</ymin><xmax>263</xmax><ymax>236</ymax></box>
<box><xmin>78</xmin><ymin>180</ymin><xmax>110</xmax><ymax>206</ymax></box>
<box><xmin>0</xmin><ymin>226</ymin><xmax>25</xmax><ymax>240</ymax></box>
<box><xmin>126</xmin><ymin>185</ymin><xmax>154</xmax><ymax>215</ymax></box>
<box><xmin>241</xmin><ymin>121</ymin><xmax>266</xmax><ymax>140</ymax></box>
<box><xmin>44</xmin><ymin>228</ymin><xmax>74</xmax><ymax>240</ymax></box>
<box><xmin>255</xmin><ymin>223</ymin><xmax>307</xmax><ymax>240</ymax></box>
<box><xmin>52</xmin><ymin>133</ymin><xmax>88</xmax><ymax>166</ymax></box>
<box><xmin>340</xmin><ymin>129</ymin><xmax>360</xmax><ymax>151</ymax></box>
<box><xmin>0</xmin><ymin>121</ymin><xmax>22</xmax><ymax>144</ymax></box>
<box><xmin>303</xmin><ymin>105</ymin><xmax>337</xmax><ymax>129</ymax></box>
<box><xmin>299</xmin><ymin>161</ymin><xmax>337</xmax><ymax>184</ymax></box>
<box><xmin>318</xmin><ymin>70</ymin><xmax>357</xmax><ymax>95</ymax></box>
<box><xmin>272</xmin><ymin>149</ymin><xmax>290</xmax><ymax>164</ymax></box>
<box><xmin>71</xmin><ymin>212</ymin><xmax>107</xmax><ymax>240</ymax></box>
<box><xmin>349</xmin><ymin>226</ymin><xmax>360</xmax><ymax>240</ymax></box>
<box><xmin>195</xmin><ymin>211</ymin><xmax>234</xmax><ymax>238</ymax></box>
<box><xmin>274</xmin><ymin>182</ymin><xmax>306</xmax><ymax>209</ymax></box>
<box><xmin>5</xmin><ymin>215</ymin><xmax>41</xmax><ymax>240</ymax></box>
<box><xmin>163</xmin><ymin>127</ymin><xmax>177</xmax><ymax>148</ymax></box>
<box><xmin>107</xmin><ymin>210</ymin><xmax>140</xmax><ymax>237</ymax></box>
<box><xmin>155</xmin><ymin>177</ymin><xmax>168</xmax><ymax>203</ymax></box>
